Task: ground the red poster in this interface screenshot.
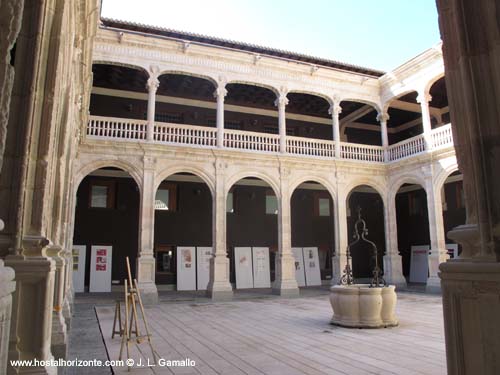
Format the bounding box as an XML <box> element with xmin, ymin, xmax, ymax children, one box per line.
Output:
<box><xmin>96</xmin><ymin>264</ymin><xmax>106</xmax><ymax>271</ymax></box>
<box><xmin>97</xmin><ymin>249</ymin><xmax>107</xmax><ymax>256</ymax></box>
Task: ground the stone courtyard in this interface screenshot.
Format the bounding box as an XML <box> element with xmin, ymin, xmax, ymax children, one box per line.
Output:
<box><xmin>70</xmin><ymin>289</ymin><xmax>446</xmax><ymax>374</ymax></box>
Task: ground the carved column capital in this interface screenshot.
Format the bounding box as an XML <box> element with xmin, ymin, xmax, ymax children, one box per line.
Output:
<box><xmin>213</xmin><ymin>86</ymin><xmax>227</xmax><ymax>99</ymax></box>
<box><xmin>146</xmin><ymin>77</ymin><xmax>160</xmax><ymax>92</ymax></box>
<box><xmin>417</xmin><ymin>90</ymin><xmax>432</xmax><ymax>104</ymax></box>
<box><xmin>329</xmin><ymin>102</ymin><xmax>342</xmax><ymax>116</ymax></box>
<box><xmin>376</xmin><ymin>111</ymin><xmax>390</xmax><ymax>123</ymax></box>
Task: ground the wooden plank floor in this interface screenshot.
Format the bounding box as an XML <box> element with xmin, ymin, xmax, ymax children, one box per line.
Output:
<box><xmin>95</xmin><ymin>291</ymin><xmax>446</xmax><ymax>375</ymax></box>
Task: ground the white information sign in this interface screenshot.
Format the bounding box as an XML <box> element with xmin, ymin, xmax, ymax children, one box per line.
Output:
<box><xmin>89</xmin><ymin>245</ymin><xmax>112</xmax><ymax>292</ymax></box>
<box><xmin>196</xmin><ymin>247</ymin><xmax>212</xmax><ymax>290</ymax></box>
<box><xmin>303</xmin><ymin>247</ymin><xmax>322</xmax><ymax>286</ymax></box>
<box><xmin>234</xmin><ymin>247</ymin><xmax>253</xmax><ymax>289</ymax></box>
<box><xmin>292</xmin><ymin>247</ymin><xmax>306</xmax><ymax>287</ymax></box>
<box><xmin>252</xmin><ymin>247</ymin><xmax>271</xmax><ymax>288</ymax></box>
<box><xmin>72</xmin><ymin>245</ymin><xmax>86</xmax><ymax>293</ymax></box>
<box><xmin>409</xmin><ymin>245</ymin><xmax>430</xmax><ymax>283</ymax></box>
<box><xmin>177</xmin><ymin>246</ymin><xmax>196</xmax><ymax>291</ymax></box>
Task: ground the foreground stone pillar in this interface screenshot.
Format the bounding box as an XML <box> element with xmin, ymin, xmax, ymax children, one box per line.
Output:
<box><xmin>207</xmin><ymin>160</ymin><xmax>233</xmax><ymax>300</ymax></box>
<box><xmin>136</xmin><ymin>163</ymin><xmax>158</xmax><ymax>304</ymax></box>
<box><xmin>436</xmin><ymin>0</ymin><xmax>500</xmax><ymax>373</ymax></box>
<box><xmin>425</xmin><ymin>176</ymin><xmax>448</xmax><ymax>292</ymax></box>
<box><xmin>0</xmin><ymin>259</ymin><xmax>15</xmax><ymax>375</ymax></box>
<box><xmin>6</xmin><ymin>238</ymin><xmax>56</xmax><ymax>375</ymax></box>
<box><xmin>383</xmin><ymin>196</ymin><xmax>407</xmax><ymax>288</ymax></box>
<box><xmin>273</xmin><ymin>169</ymin><xmax>299</xmax><ymax>296</ymax></box>
<box><xmin>332</xmin><ymin>183</ymin><xmax>348</xmax><ymax>284</ymax></box>
<box><xmin>46</xmin><ymin>246</ymin><xmax>67</xmax><ymax>360</ymax></box>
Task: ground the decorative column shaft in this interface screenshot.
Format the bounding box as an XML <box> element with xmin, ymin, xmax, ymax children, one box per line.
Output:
<box><xmin>273</xmin><ymin>166</ymin><xmax>299</xmax><ymax>296</ymax></box>
<box><xmin>332</xmin><ymin>184</ymin><xmax>348</xmax><ymax>284</ymax></box>
<box><xmin>417</xmin><ymin>90</ymin><xmax>433</xmax><ymax>150</ymax></box>
<box><xmin>146</xmin><ymin>77</ymin><xmax>159</xmax><ymax>142</ymax></box>
<box><xmin>136</xmin><ymin>159</ymin><xmax>158</xmax><ymax>304</ymax></box>
<box><xmin>425</xmin><ymin>176</ymin><xmax>448</xmax><ymax>292</ymax></box>
<box><xmin>214</xmin><ymin>84</ymin><xmax>227</xmax><ymax>148</ymax></box>
<box><xmin>377</xmin><ymin>112</ymin><xmax>390</xmax><ymax>162</ymax></box>
<box><xmin>275</xmin><ymin>91</ymin><xmax>288</xmax><ymax>153</ymax></box>
<box><xmin>383</xmin><ymin>194</ymin><xmax>406</xmax><ymax>287</ymax></box>
<box><xmin>207</xmin><ymin>160</ymin><xmax>233</xmax><ymax>300</ymax></box>
<box><xmin>329</xmin><ymin>101</ymin><xmax>342</xmax><ymax>158</ymax></box>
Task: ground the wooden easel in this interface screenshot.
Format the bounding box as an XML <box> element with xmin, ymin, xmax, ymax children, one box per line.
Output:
<box><xmin>118</xmin><ymin>257</ymin><xmax>157</xmax><ymax>371</ymax></box>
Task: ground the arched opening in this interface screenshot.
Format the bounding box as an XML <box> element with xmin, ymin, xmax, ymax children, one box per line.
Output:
<box><xmin>347</xmin><ymin>185</ymin><xmax>386</xmax><ymax>280</ymax></box>
<box><xmin>429</xmin><ymin>77</ymin><xmax>449</xmax><ymax>128</ymax></box>
<box><xmin>290</xmin><ymin>181</ymin><xmax>335</xmax><ymax>285</ymax></box>
<box><xmin>224</xmin><ymin>83</ymin><xmax>278</xmax><ymax>135</ymax></box>
<box><xmin>339</xmin><ymin>101</ymin><xmax>380</xmax><ymax>145</ymax></box>
<box><xmin>386</xmin><ymin>91</ymin><xmax>423</xmax><ymax>145</ymax></box>
<box><xmin>155</xmin><ymin>73</ymin><xmax>216</xmax><ymax>127</ymax></box>
<box><xmin>153</xmin><ymin>172</ymin><xmax>213</xmax><ymax>290</ymax></box>
<box><xmin>286</xmin><ymin>93</ymin><xmax>332</xmax><ymax>140</ymax></box>
<box><xmin>90</xmin><ymin>63</ymin><xmax>149</xmax><ymax>119</ymax></box>
<box><xmin>395</xmin><ymin>182</ymin><xmax>430</xmax><ymax>283</ymax></box>
<box><xmin>226</xmin><ymin>177</ymin><xmax>278</xmax><ymax>288</ymax></box>
<box><xmin>441</xmin><ymin>170</ymin><xmax>466</xmax><ymax>258</ymax></box>
<box><xmin>72</xmin><ymin>167</ymin><xmax>140</xmax><ymax>292</ymax></box>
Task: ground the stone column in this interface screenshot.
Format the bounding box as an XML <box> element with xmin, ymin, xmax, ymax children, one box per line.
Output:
<box><xmin>136</xmin><ymin>158</ymin><xmax>159</xmax><ymax>304</ymax></box>
<box><xmin>146</xmin><ymin>76</ymin><xmax>159</xmax><ymax>142</ymax></box>
<box><xmin>417</xmin><ymin>90</ymin><xmax>433</xmax><ymax>150</ymax></box>
<box><xmin>329</xmin><ymin>101</ymin><xmax>342</xmax><ymax>158</ymax></box>
<box><xmin>0</xmin><ymin>260</ymin><xmax>15</xmax><ymax>375</ymax></box>
<box><xmin>275</xmin><ymin>89</ymin><xmax>288</xmax><ymax>153</ymax></box>
<box><xmin>214</xmin><ymin>83</ymin><xmax>227</xmax><ymax>148</ymax></box>
<box><xmin>377</xmin><ymin>112</ymin><xmax>390</xmax><ymax>162</ymax></box>
<box><xmin>425</xmin><ymin>174</ymin><xmax>449</xmax><ymax>292</ymax></box>
<box><xmin>207</xmin><ymin>160</ymin><xmax>233</xmax><ymax>300</ymax></box>
<box><xmin>46</xmin><ymin>245</ymin><xmax>68</xmax><ymax>360</ymax></box>
<box><xmin>6</xmin><ymin>237</ymin><xmax>57</xmax><ymax>375</ymax></box>
<box><xmin>383</xmin><ymin>193</ymin><xmax>407</xmax><ymax>288</ymax></box>
<box><xmin>332</xmin><ymin>181</ymin><xmax>348</xmax><ymax>284</ymax></box>
<box><xmin>273</xmin><ymin>165</ymin><xmax>299</xmax><ymax>296</ymax></box>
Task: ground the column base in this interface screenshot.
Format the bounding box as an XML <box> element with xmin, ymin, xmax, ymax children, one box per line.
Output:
<box><xmin>331</xmin><ymin>254</ymin><xmax>347</xmax><ymax>285</ymax></box>
<box><xmin>137</xmin><ymin>282</ymin><xmax>159</xmax><ymax>305</ymax></box>
<box><xmin>62</xmin><ymin>298</ymin><xmax>71</xmax><ymax>331</ymax></box>
<box><xmin>206</xmin><ymin>286</ymin><xmax>233</xmax><ymax>301</ymax></box>
<box><xmin>136</xmin><ymin>255</ymin><xmax>158</xmax><ymax>304</ymax></box>
<box><xmin>383</xmin><ymin>253</ymin><xmax>407</xmax><ymax>289</ymax></box>
<box><xmin>426</xmin><ymin>276</ymin><xmax>442</xmax><ymax>293</ymax></box>
<box><xmin>439</xmin><ymin>260</ymin><xmax>500</xmax><ymax>375</ymax></box>
<box><xmin>207</xmin><ymin>255</ymin><xmax>233</xmax><ymax>300</ymax></box>
<box><xmin>50</xmin><ymin>311</ymin><xmax>67</xmax><ymax>360</ymax></box>
<box><xmin>272</xmin><ymin>280</ymin><xmax>300</xmax><ymax>297</ymax></box>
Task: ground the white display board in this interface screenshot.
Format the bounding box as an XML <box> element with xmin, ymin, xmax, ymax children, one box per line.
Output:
<box><xmin>409</xmin><ymin>245</ymin><xmax>430</xmax><ymax>283</ymax></box>
<box><xmin>196</xmin><ymin>247</ymin><xmax>212</xmax><ymax>290</ymax></box>
<box><xmin>177</xmin><ymin>246</ymin><xmax>196</xmax><ymax>291</ymax></box>
<box><xmin>234</xmin><ymin>247</ymin><xmax>253</xmax><ymax>289</ymax></box>
<box><xmin>292</xmin><ymin>247</ymin><xmax>306</xmax><ymax>287</ymax></box>
<box><xmin>303</xmin><ymin>247</ymin><xmax>322</xmax><ymax>286</ymax></box>
<box><xmin>72</xmin><ymin>245</ymin><xmax>86</xmax><ymax>292</ymax></box>
<box><xmin>252</xmin><ymin>247</ymin><xmax>271</xmax><ymax>288</ymax></box>
<box><xmin>89</xmin><ymin>246</ymin><xmax>112</xmax><ymax>292</ymax></box>
<box><xmin>446</xmin><ymin>243</ymin><xmax>458</xmax><ymax>259</ymax></box>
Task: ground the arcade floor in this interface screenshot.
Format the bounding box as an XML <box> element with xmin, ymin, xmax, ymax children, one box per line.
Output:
<box><xmin>69</xmin><ymin>288</ymin><xmax>446</xmax><ymax>374</ymax></box>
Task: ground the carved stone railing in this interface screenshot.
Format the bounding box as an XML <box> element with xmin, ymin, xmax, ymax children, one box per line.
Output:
<box><xmin>87</xmin><ymin>115</ymin><xmax>147</xmax><ymax>140</ymax></box>
<box><xmin>224</xmin><ymin>129</ymin><xmax>280</xmax><ymax>152</ymax></box>
<box><xmin>388</xmin><ymin>134</ymin><xmax>426</xmax><ymax>161</ymax></box>
<box><xmin>340</xmin><ymin>142</ymin><xmax>385</xmax><ymax>162</ymax></box>
<box><xmin>86</xmin><ymin>116</ymin><xmax>455</xmax><ymax>163</ymax></box>
<box><xmin>155</xmin><ymin>121</ymin><xmax>217</xmax><ymax>147</ymax></box>
<box><xmin>286</xmin><ymin>136</ymin><xmax>335</xmax><ymax>158</ymax></box>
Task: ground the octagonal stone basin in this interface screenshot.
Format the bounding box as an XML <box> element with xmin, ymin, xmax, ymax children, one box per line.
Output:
<box><xmin>329</xmin><ymin>284</ymin><xmax>398</xmax><ymax>328</ymax></box>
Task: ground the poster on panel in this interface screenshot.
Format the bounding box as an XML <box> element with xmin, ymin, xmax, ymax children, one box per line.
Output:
<box><xmin>303</xmin><ymin>247</ymin><xmax>322</xmax><ymax>286</ymax></box>
<box><xmin>177</xmin><ymin>246</ymin><xmax>197</xmax><ymax>290</ymax></box>
<box><xmin>89</xmin><ymin>245</ymin><xmax>112</xmax><ymax>292</ymax></box>
<box><xmin>292</xmin><ymin>247</ymin><xmax>306</xmax><ymax>287</ymax></box>
<box><xmin>409</xmin><ymin>245</ymin><xmax>430</xmax><ymax>283</ymax></box>
<box><xmin>446</xmin><ymin>243</ymin><xmax>458</xmax><ymax>259</ymax></box>
<box><xmin>196</xmin><ymin>247</ymin><xmax>212</xmax><ymax>290</ymax></box>
<box><xmin>234</xmin><ymin>247</ymin><xmax>253</xmax><ymax>289</ymax></box>
<box><xmin>252</xmin><ymin>247</ymin><xmax>271</xmax><ymax>288</ymax></box>
<box><xmin>72</xmin><ymin>245</ymin><xmax>86</xmax><ymax>292</ymax></box>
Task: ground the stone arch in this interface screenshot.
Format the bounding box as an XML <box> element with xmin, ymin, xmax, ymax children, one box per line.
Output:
<box><xmin>423</xmin><ymin>72</ymin><xmax>445</xmax><ymax>97</ymax></box>
<box><xmin>155</xmin><ymin>165</ymin><xmax>215</xmax><ymax>197</ymax></box>
<box><xmin>91</xmin><ymin>60</ymin><xmax>150</xmax><ymax>77</ymax></box>
<box><xmin>289</xmin><ymin>175</ymin><xmax>337</xmax><ymax>204</ymax></box>
<box><xmin>225</xmin><ymin>80</ymin><xmax>280</xmax><ymax>97</ymax></box>
<box><xmin>344</xmin><ymin>179</ymin><xmax>387</xmax><ymax>207</ymax></box>
<box><xmin>73</xmin><ymin>159</ymin><xmax>143</xmax><ymax>196</ymax></box>
<box><xmin>382</xmin><ymin>89</ymin><xmax>420</xmax><ymax>114</ymax></box>
<box><xmin>339</xmin><ymin>97</ymin><xmax>381</xmax><ymax>115</ymax></box>
<box><xmin>435</xmin><ymin>162</ymin><xmax>459</xmax><ymax>192</ymax></box>
<box><xmin>287</xmin><ymin>90</ymin><xmax>333</xmax><ymax>108</ymax></box>
<box><xmin>226</xmin><ymin>170</ymin><xmax>280</xmax><ymax>199</ymax></box>
<box><xmin>157</xmin><ymin>69</ymin><xmax>218</xmax><ymax>87</ymax></box>
<box><xmin>389</xmin><ymin>174</ymin><xmax>428</xmax><ymax>202</ymax></box>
